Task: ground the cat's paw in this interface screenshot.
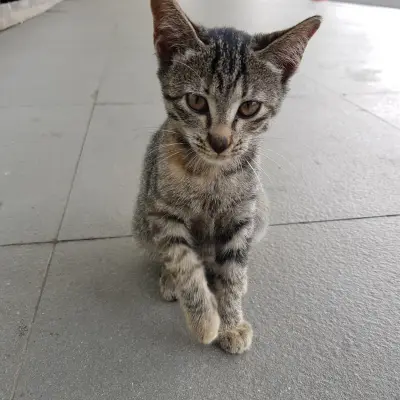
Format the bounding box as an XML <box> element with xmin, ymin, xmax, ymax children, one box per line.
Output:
<box><xmin>185</xmin><ymin>299</ymin><xmax>221</xmax><ymax>344</ymax></box>
<box><xmin>218</xmin><ymin>321</ymin><xmax>253</xmax><ymax>354</ymax></box>
<box><xmin>159</xmin><ymin>272</ymin><xmax>177</xmax><ymax>302</ymax></box>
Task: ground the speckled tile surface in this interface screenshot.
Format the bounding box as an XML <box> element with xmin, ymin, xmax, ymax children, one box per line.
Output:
<box><xmin>1</xmin><ymin>0</ymin><xmax>399</xmax><ymax>398</ymax></box>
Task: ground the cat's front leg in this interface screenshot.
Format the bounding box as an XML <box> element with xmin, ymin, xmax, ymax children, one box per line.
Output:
<box><xmin>150</xmin><ymin>212</ymin><xmax>220</xmax><ymax>344</ymax></box>
<box><xmin>213</xmin><ymin>217</ymin><xmax>254</xmax><ymax>354</ymax></box>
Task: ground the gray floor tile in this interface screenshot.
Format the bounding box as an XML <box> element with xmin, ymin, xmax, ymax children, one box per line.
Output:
<box><xmin>0</xmin><ymin>0</ymin><xmax>114</xmax><ymax>107</ymax></box>
<box><xmin>180</xmin><ymin>0</ymin><xmax>325</xmax><ymax>32</ymax></box>
<box><xmin>346</xmin><ymin>92</ymin><xmax>400</xmax><ymax>129</ymax></box>
<box><xmin>15</xmin><ymin>217</ymin><xmax>400</xmax><ymax>400</ymax></box>
<box><xmin>0</xmin><ymin>47</ymin><xmax>106</xmax><ymax>107</ymax></box>
<box><xmin>2</xmin><ymin>0</ymin><xmax>400</xmax><ymax>398</ymax></box>
<box><xmin>99</xmin><ymin>0</ymin><xmax>325</xmax><ymax>104</ymax></box>
<box><xmin>94</xmin><ymin>0</ymin><xmax>158</xmax><ymax>104</ymax></box>
<box><xmin>0</xmin><ymin>244</ymin><xmax>52</xmax><ymax>400</ymax></box>
<box><xmin>97</xmin><ymin>50</ymin><xmax>161</xmax><ymax>105</ymax></box>
<box><xmin>287</xmin><ymin>73</ymin><xmax>333</xmax><ymax>98</ymax></box>
<box><xmin>300</xmin><ymin>4</ymin><xmax>400</xmax><ymax>94</ymax></box>
<box><xmin>180</xmin><ymin>0</ymin><xmax>400</xmax><ymax>95</ymax></box>
<box><xmin>0</xmin><ymin>106</ymin><xmax>91</xmax><ymax>245</ymax></box>
<box><xmin>61</xmin><ymin>91</ymin><xmax>400</xmax><ymax>237</ymax></box>
<box><xmin>99</xmin><ymin>0</ymin><xmax>153</xmax><ymax>51</ymax></box>
<box><xmin>58</xmin><ymin>104</ymin><xmax>165</xmax><ymax>240</ymax></box>
<box><xmin>263</xmin><ymin>91</ymin><xmax>400</xmax><ymax>224</ymax></box>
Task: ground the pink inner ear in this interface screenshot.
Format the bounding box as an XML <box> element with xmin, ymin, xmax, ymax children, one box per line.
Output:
<box><xmin>308</xmin><ymin>26</ymin><xmax>319</xmax><ymax>39</ymax></box>
<box><xmin>155</xmin><ymin>34</ymin><xmax>172</xmax><ymax>60</ymax></box>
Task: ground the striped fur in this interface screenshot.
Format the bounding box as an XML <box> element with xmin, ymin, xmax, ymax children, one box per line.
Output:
<box><xmin>133</xmin><ymin>0</ymin><xmax>321</xmax><ymax>354</ymax></box>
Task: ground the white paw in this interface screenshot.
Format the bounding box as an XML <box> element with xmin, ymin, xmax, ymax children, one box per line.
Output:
<box><xmin>218</xmin><ymin>321</ymin><xmax>253</xmax><ymax>354</ymax></box>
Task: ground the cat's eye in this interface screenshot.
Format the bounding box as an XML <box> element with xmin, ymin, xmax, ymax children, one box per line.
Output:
<box><xmin>237</xmin><ymin>101</ymin><xmax>261</xmax><ymax>118</ymax></box>
<box><xmin>186</xmin><ymin>94</ymin><xmax>209</xmax><ymax>114</ymax></box>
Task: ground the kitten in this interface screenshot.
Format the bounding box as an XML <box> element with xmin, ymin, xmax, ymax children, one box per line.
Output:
<box><xmin>133</xmin><ymin>0</ymin><xmax>321</xmax><ymax>354</ymax></box>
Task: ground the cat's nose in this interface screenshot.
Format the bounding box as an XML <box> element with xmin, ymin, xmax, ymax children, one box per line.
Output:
<box><xmin>208</xmin><ymin>125</ymin><xmax>232</xmax><ymax>154</ymax></box>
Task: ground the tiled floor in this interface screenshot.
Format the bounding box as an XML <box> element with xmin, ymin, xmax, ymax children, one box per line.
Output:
<box><xmin>0</xmin><ymin>0</ymin><xmax>399</xmax><ymax>399</ymax></box>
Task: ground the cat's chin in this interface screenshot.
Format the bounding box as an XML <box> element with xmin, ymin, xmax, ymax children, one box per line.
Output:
<box><xmin>198</xmin><ymin>152</ymin><xmax>234</xmax><ymax>167</ymax></box>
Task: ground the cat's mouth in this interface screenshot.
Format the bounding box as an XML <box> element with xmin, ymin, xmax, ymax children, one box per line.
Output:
<box><xmin>176</xmin><ymin>132</ymin><xmax>237</xmax><ymax>167</ymax></box>
<box><xmin>197</xmin><ymin>148</ymin><xmax>235</xmax><ymax>166</ymax></box>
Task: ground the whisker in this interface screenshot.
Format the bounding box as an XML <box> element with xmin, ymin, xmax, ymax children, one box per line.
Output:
<box><xmin>146</xmin><ymin>143</ymin><xmax>178</xmax><ymax>156</ymax></box>
<box><xmin>184</xmin><ymin>149</ymin><xmax>197</xmax><ymax>170</ymax></box>
<box><xmin>246</xmin><ymin>161</ymin><xmax>264</xmax><ymax>188</ymax></box>
<box><xmin>186</xmin><ymin>150</ymin><xmax>198</xmax><ymax>169</ymax></box>
<box><xmin>146</xmin><ymin>141</ymin><xmax>190</xmax><ymax>157</ymax></box>
<box><xmin>256</xmin><ymin>163</ymin><xmax>273</xmax><ymax>188</ymax></box>
<box><xmin>263</xmin><ymin>148</ymin><xmax>298</xmax><ymax>173</ymax></box>
<box><xmin>160</xmin><ymin>151</ymin><xmax>182</xmax><ymax>162</ymax></box>
<box><xmin>159</xmin><ymin>143</ymin><xmax>184</xmax><ymax>148</ymax></box>
<box><xmin>192</xmin><ymin>153</ymin><xmax>203</xmax><ymax>174</ymax></box>
<box><xmin>161</xmin><ymin>128</ymin><xmax>182</xmax><ymax>134</ymax></box>
<box><xmin>258</xmin><ymin>152</ymin><xmax>290</xmax><ymax>176</ymax></box>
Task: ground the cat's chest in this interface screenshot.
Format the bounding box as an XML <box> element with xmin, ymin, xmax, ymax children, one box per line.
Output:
<box><xmin>162</xmin><ymin>155</ymin><xmax>247</xmax><ymax>213</ymax></box>
<box><xmin>189</xmin><ymin>216</ymin><xmax>215</xmax><ymax>245</ymax></box>
<box><xmin>187</xmin><ymin>192</ymin><xmax>232</xmax><ymax>222</ymax></box>
<box><xmin>187</xmin><ymin>176</ymin><xmax>240</xmax><ymax>210</ymax></box>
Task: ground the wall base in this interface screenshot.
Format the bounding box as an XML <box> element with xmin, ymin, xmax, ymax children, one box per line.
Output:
<box><xmin>0</xmin><ymin>0</ymin><xmax>63</xmax><ymax>31</ymax></box>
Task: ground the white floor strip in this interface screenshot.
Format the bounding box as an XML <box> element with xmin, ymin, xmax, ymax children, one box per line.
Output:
<box><xmin>0</xmin><ymin>0</ymin><xmax>63</xmax><ymax>31</ymax></box>
<box><xmin>333</xmin><ymin>0</ymin><xmax>400</xmax><ymax>9</ymax></box>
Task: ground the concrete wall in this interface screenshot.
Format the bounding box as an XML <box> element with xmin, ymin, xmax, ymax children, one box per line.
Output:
<box><xmin>0</xmin><ymin>0</ymin><xmax>63</xmax><ymax>31</ymax></box>
<box><xmin>334</xmin><ymin>0</ymin><xmax>400</xmax><ymax>9</ymax></box>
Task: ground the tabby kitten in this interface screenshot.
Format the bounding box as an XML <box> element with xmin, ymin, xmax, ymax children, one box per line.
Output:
<box><xmin>133</xmin><ymin>0</ymin><xmax>321</xmax><ymax>354</ymax></box>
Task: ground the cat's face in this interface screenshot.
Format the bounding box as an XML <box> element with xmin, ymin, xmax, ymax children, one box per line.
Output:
<box><xmin>158</xmin><ymin>29</ymin><xmax>283</xmax><ymax>165</ymax></box>
<box><xmin>151</xmin><ymin>0</ymin><xmax>321</xmax><ymax>166</ymax></box>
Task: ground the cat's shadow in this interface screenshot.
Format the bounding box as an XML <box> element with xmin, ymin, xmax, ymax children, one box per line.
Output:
<box><xmin>92</xmin><ymin>248</ymin><xmax>162</xmax><ymax>305</ymax></box>
<box><xmin>87</xmin><ymin>242</ymin><xmax>190</xmax><ymax>343</ymax></box>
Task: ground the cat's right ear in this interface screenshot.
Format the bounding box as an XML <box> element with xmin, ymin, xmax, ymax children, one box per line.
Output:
<box><xmin>252</xmin><ymin>16</ymin><xmax>322</xmax><ymax>84</ymax></box>
<box><xmin>150</xmin><ymin>0</ymin><xmax>204</xmax><ymax>64</ymax></box>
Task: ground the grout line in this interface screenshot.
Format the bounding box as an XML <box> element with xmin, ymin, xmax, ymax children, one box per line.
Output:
<box><xmin>270</xmin><ymin>213</ymin><xmax>400</xmax><ymax>227</ymax></box>
<box><xmin>7</xmin><ymin>24</ymin><xmax>120</xmax><ymax>399</ymax></box>
<box><xmin>57</xmin><ymin>233</ymin><xmax>133</xmax><ymax>243</ymax></box>
<box><xmin>341</xmin><ymin>95</ymin><xmax>400</xmax><ymax>132</ymax></box>
<box><xmin>0</xmin><ymin>234</ymin><xmax>133</xmax><ymax>248</ymax></box>
<box><xmin>54</xmin><ymin>23</ymin><xmax>118</xmax><ymax>243</ymax></box>
<box><xmin>294</xmin><ymin>73</ymin><xmax>400</xmax><ymax>132</ymax></box>
<box><xmin>9</xmin><ymin>243</ymin><xmax>56</xmax><ymax>400</ymax></box>
<box><xmin>342</xmin><ymin>90</ymin><xmax>400</xmax><ymax>96</ymax></box>
<box><xmin>95</xmin><ymin>100</ymin><xmax>161</xmax><ymax>106</ymax></box>
<box><xmin>0</xmin><ymin>103</ymin><xmax>92</xmax><ymax>109</ymax></box>
<box><xmin>54</xmin><ymin>95</ymin><xmax>98</xmax><ymax>241</ymax></box>
<box><xmin>298</xmin><ymin>73</ymin><xmax>397</xmax><ymax>103</ymax></box>
<box><xmin>299</xmin><ymin>73</ymin><xmax>343</xmax><ymax>97</ymax></box>
<box><xmin>0</xmin><ymin>240</ymin><xmax>55</xmax><ymax>248</ymax></box>
<box><xmin>6</xmin><ymin>94</ymin><xmax>98</xmax><ymax>395</ymax></box>
<box><xmin>2</xmin><ymin>213</ymin><xmax>400</xmax><ymax>249</ymax></box>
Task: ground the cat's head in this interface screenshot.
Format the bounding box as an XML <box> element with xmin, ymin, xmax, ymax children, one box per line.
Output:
<box><xmin>150</xmin><ymin>0</ymin><xmax>321</xmax><ymax>165</ymax></box>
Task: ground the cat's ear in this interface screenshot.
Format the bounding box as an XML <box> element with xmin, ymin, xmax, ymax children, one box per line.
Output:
<box><xmin>252</xmin><ymin>16</ymin><xmax>322</xmax><ymax>83</ymax></box>
<box><xmin>150</xmin><ymin>0</ymin><xmax>204</xmax><ymax>63</ymax></box>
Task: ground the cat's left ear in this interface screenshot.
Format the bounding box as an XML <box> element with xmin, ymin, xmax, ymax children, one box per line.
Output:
<box><xmin>252</xmin><ymin>16</ymin><xmax>322</xmax><ymax>83</ymax></box>
<box><xmin>150</xmin><ymin>0</ymin><xmax>204</xmax><ymax>64</ymax></box>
